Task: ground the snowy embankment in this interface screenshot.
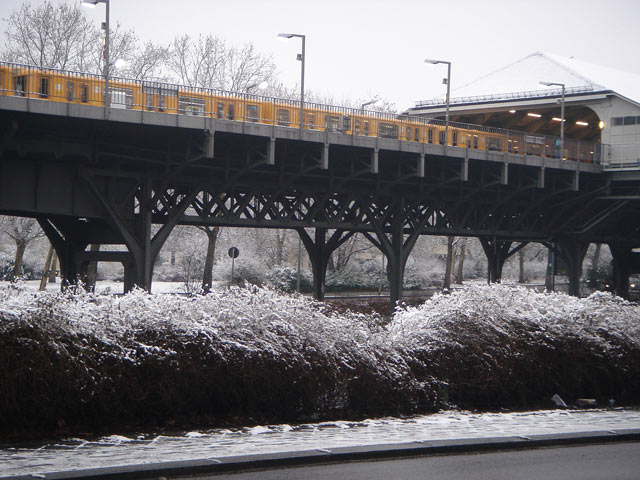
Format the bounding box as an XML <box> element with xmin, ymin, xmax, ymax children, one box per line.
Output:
<box><xmin>0</xmin><ymin>282</ymin><xmax>639</xmax><ymax>439</ymax></box>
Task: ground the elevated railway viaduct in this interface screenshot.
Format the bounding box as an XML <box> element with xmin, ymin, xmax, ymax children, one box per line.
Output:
<box><xmin>1</xmin><ymin>93</ymin><xmax>640</xmax><ymax>305</ymax></box>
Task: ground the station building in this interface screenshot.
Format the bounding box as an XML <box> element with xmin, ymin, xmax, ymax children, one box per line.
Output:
<box><xmin>407</xmin><ymin>52</ymin><xmax>640</xmax><ymax>170</ymax></box>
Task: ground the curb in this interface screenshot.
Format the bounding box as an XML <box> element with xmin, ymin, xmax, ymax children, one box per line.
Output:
<box><xmin>5</xmin><ymin>428</ymin><xmax>640</xmax><ymax>480</ymax></box>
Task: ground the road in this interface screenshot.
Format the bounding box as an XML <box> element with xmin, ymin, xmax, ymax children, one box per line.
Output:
<box><xmin>185</xmin><ymin>442</ymin><xmax>640</xmax><ymax>480</ymax></box>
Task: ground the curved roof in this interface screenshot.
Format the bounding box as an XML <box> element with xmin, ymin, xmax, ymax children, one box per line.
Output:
<box><xmin>415</xmin><ymin>52</ymin><xmax>640</xmax><ymax>108</ymax></box>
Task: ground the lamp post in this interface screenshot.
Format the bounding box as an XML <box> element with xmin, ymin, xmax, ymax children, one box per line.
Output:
<box><xmin>425</xmin><ymin>59</ymin><xmax>451</xmax><ymax>145</ymax></box>
<box><xmin>245</xmin><ymin>81</ymin><xmax>268</xmax><ymax>93</ymax></box>
<box><xmin>360</xmin><ymin>97</ymin><xmax>379</xmax><ymax>114</ymax></box>
<box><xmin>83</xmin><ymin>0</ymin><xmax>110</xmax><ymax>117</ymax></box>
<box><xmin>278</xmin><ymin>33</ymin><xmax>305</xmax><ymax>130</ymax></box>
<box><xmin>540</xmin><ymin>81</ymin><xmax>565</xmax><ymax>159</ymax></box>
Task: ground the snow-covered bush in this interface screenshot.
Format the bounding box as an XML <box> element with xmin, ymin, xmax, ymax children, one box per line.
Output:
<box><xmin>389</xmin><ymin>284</ymin><xmax>640</xmax><ymax>409</ymax></box>
<box><xmin>1</xmin><ymin>282</ymin><xmax>639</xmax><ymax>440</ymax></box>
<box><xmin>0</xmin><ymin>284</ymin><xmax>434</xmax><ymax>437</ymax></box>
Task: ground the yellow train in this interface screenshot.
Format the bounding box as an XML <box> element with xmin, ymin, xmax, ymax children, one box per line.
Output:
<box><xmin>0</xmin><ymin>62</ymin><xmax>595</xmax><ymax>162</ymax></box>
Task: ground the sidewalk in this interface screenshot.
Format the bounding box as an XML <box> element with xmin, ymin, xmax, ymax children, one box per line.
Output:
<box><xmin>3</xmin><ymin>429</ymin><xmax>640</xmax><ymax>480</ymax></box>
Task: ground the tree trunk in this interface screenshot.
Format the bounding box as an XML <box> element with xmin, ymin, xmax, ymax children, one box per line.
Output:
<box><xmin>592</xmin><ymin>243</ymin><xmax>602</xmax><ymax>271</ymax></box>
<box><xmin>10</xmin><ymin>240</ymin><xmax>27</xmax><ymax>280</ymax></box>
<box><xmin>86</xmin><ymin>244</ymin><xmax>100</xmax><ymax>291</ymax></box>
<box><xmin>39</xmin><ymin>244</ymin><xmax>55</xmax><ymax>291</ymax></box>
<box><xmin>443</xmin><ymin>236</ymin><xmax>454</xmax><ymax>290</ymax></box>
<box><xmin>48</xmin><ymin>250</ymin><xmax>58</xmax><ymax>283</ymax></box>
<box><xmin>201</xmin><ymin>226</ymin><xmax>220</xmax><ymax>293</ymax></box>
<box><xmin>455</xmin><ymin>240</ymin><xmax>466</xmax><ymax>284</ymax></box>
<box><xmin>518</xmin><ymin>249</ymin><xmax>526</xmax><ymax>283</ymax></box>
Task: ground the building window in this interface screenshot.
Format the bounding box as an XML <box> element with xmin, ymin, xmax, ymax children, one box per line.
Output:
<box><xmin>624</xmin><ymin>116</ymin><xmax>636</xmax><ymax>125</ymax></box>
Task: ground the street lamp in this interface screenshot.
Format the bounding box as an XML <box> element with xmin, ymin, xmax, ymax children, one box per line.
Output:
<box><xmin>360</xmin><ymin>97</ymin><xmax>379</xmax><ymax>113</ymax></box>
<box><xmin>425</xmin><ymin>59</ymin><xmax>451</xmax><ymax>145</ymax></box>
<box><xmin>245</xmin><ymin>81</ymin><xmax>268</xmax><ymax>93</ymax></box>
<box><xmin>83</xmin><ymin>0</ymin><xmax>110</xmax><ymax>117</ymax></box>
<box><xmin>278</xmin><ymin>33</ymin><xmax>305</xmax><ymax>130</ymax></box>
<box><xmin>540</xmin><ymin>81</ymin><xmax>565</xmax><ymax>159</ymax></box>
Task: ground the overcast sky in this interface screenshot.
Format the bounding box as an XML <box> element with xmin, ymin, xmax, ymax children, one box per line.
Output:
<box><xmin>1</xmin><ymin>0</ymin><xmax>639</xmax><ymax>110</ymax></box>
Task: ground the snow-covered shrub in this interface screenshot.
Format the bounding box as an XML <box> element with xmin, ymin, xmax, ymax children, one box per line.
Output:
<box><xmin>389</xmin><ymin>284</ymin><xmax>640</xmax><ymax>409</ymax></box>
<box><xmin>0</xmin><ymin>284</ymin><xmax>434</xmax><ymax>438</ymax></box>
<box><xmin>267</xmin><ymin>266</ymin><xmax>313</xmax><ymax>292</ymax></box>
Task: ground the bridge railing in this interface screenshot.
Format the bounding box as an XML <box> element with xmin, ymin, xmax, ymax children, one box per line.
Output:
<box><xmin>0</xmin><ymin>61</ymin><xmax>603</xmax><ymax>165</ymax></box>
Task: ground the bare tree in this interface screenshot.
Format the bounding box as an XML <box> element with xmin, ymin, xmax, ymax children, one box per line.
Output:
<box><xmin>196</xmin><ymin>225</ymin><xmax>220</xmax><ymax>293</ymax></box>
<box><xmin>122</xmin><ymin>41</ymin><xmax>169</xmax><ymax>81</ymax></box>
<box><xmin>2</xmin><ymin>216</ymin><xmax>44</xmax><ymax>280</ymax></box>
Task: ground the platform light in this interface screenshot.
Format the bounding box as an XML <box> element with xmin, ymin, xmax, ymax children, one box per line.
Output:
<box><xmin>278</xmin><ymin>33</ymin><xmax>305</xmax><ymax>130</ymax></box>
<box><xmin>599</xmin><ymin>120</ymin><xmax>605</xmax><ymax>129</ymax></box>
<box><xmin>527</xmin><ymin>112</ymin><xmax>542</xmax><ymax>118</ymax></box>
<box><xmin>576</xmin><ymin>121</ymin><xmax>589</xmax><ymax>126</ymax></box>
<box><xmin>552</xmin><ymin>117</ymin><xmax>566</xmax><ymax>122</ymax></box>
<box><xmin>509</xmin><ymin>109</ymin><xmax>516</xmax><ymax>113</ymax></box>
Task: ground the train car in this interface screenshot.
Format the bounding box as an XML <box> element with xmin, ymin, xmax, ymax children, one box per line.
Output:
<box><xmin>0</xmin><ymin>62</ymin><xmax>545</xmax><ymax>160</ymax></box>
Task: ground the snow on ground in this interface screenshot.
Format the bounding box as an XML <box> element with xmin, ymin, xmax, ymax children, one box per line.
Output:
<box><xmin>1</xmin><ymin>408</ymin><xmax>639</xmax><ymax>476</ymax></box>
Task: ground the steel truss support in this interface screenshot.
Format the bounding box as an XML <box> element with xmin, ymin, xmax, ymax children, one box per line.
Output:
<box><xmin>363</xmin><ymin>197</ymin><xmax>433</xmax><ymax>308</ymax></box>
<box><xmin>81</xmin><ymin>170</ymin><xmax>196</xmax><ymax>292</ymax></box>
<box><xmin>555</xmin><ymin>238</ymin><xmax>589</xmax><ymax>297</ymax></box>
<box><xmin>479</xmin><ymin>237</ymin><xmax>528</xmax><ymax>283</ymax></box>
<box><xmin>297</xmin><ymin>227</ymin><xmax>355</xmax><ymax>300</ymax></box>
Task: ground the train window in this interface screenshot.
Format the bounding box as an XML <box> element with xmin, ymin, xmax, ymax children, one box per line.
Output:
<box><xmin>355</xmin><ymin>119</ymin><xmax>361</xmax><ymax>135</ymax></box>
<box><xmin>415</xmin><ymin>128</ymin><xmax>420</xmax><ymax>142</ymax></box>
<box><xmin>487</xmin><ymin>137</ymin><xmax>503</xmax><ymax>151</ymax></box>
<box><xmin>228</xmin><ymin>103</ymin><xmax>235</xmax><ymax>120</ymax></box>
<box><xmin>158</xmin><ymin>95</ymin><xmax>165</xmax><ymax>112</ymax></box>
<box><xmin>179</xmin><ymin>96</ymin><xmax>205</xmax><ymax>115</ymax></box>
<box><xmin>364</xmin><ymin>121</ymin><xmax>369</xmax><ymax>136</ymax></box>
<box><xmin>39</xmin><ymin>77</ymin><xmax>49</xmax><ymax>98</ymax></box>
<box><xmin>111</xmin><ymin>88</ymin><xmax>134</xmax><ymax>109</ymax></box>
<box><xmin>438</xmin><ymin>130</ymin><xmax>446</xmax><ymax>144</ymax></box>
<box><xmin>405</xmin><ymin>127</ymin><xmax>411</xmax><ymax>141</ymax></box>
<box><xmin>80</xmin><ymin>84</ymin><xmax>88</xmax><ymax>103</ymax></box>
<box><xmin>326</xmin><ymin>115</ymin><xmax>339</xmax><ymax>131</ymax></box>
<box><xmin>428</xmin><ymin>129</ymin><xmax>433</xmax><ymax>143</ymax></box>
<box><xmin>13</xmin><ymin>75</ymin><xmax>26</xmax><ymax>96</ymax></box>
<box><xmin>379</xmin><ymin>123</ymin><xmax>398</xmax><ymax>139</ymax></box>
<box><xmin>306</xmin><ymin>112</ymin><xmax>315</xmax><ymax>127</ymax></box>
<box><xmin>146</xmin><ymin>92</ymin><xmax>154</xmax><ymax>110</ymax></box>
<box><xmin>278</xmin><ymin>108</ymin><xmax>291</xmax><ymax>125</ymax></box>
<box><xmin>67</xmin><ymin>81</ymin><xmax>74</xmax><ymax>101</ymax></box>
<box><xmin>452</xmin><ymin>131</ymin><xmax>458</xmax><ymax>146</ymax></box>
<box><xmin>342</xmin><ymin>115</ymin><xmax>350</xmax><ymax>132</ymax></box>
<box><xmin>247</xmin><ymin>105</ymin><xmax>258</xmax><ymax>121</ymax></box>
<box><xmin>473</xmin><ymin>135</ymin><xmax>478</xmax><ymax>149</ymax></box>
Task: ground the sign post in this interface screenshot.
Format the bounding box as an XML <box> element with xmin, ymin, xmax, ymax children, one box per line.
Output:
<box><xmin>228</xmin><ymin>247</ymin><xmax>239</xmax><ymax>286</ymax></box>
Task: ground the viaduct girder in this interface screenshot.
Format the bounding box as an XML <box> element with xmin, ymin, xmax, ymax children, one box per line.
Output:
<box><xmin>0</xmin><ymin>100</ymin><xmax>637</xmax><ymax>302</ymax></box>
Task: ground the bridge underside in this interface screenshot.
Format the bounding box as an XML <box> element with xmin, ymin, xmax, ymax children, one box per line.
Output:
<box><xmin>1</xmin><ymin>109</ymin><xmax>639</xmax><ymax>303</ymax></box>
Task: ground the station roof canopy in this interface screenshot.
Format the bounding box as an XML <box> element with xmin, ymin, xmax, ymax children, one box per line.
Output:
<box><xmin>408</xmin><ymin>52</ymin><xmax>640</xmax><ymax>142</ymax></box>
<box><xmin>410</xmin><ymin>52</ymin><xmax>640</xmax><ymax>111</ymax></box>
